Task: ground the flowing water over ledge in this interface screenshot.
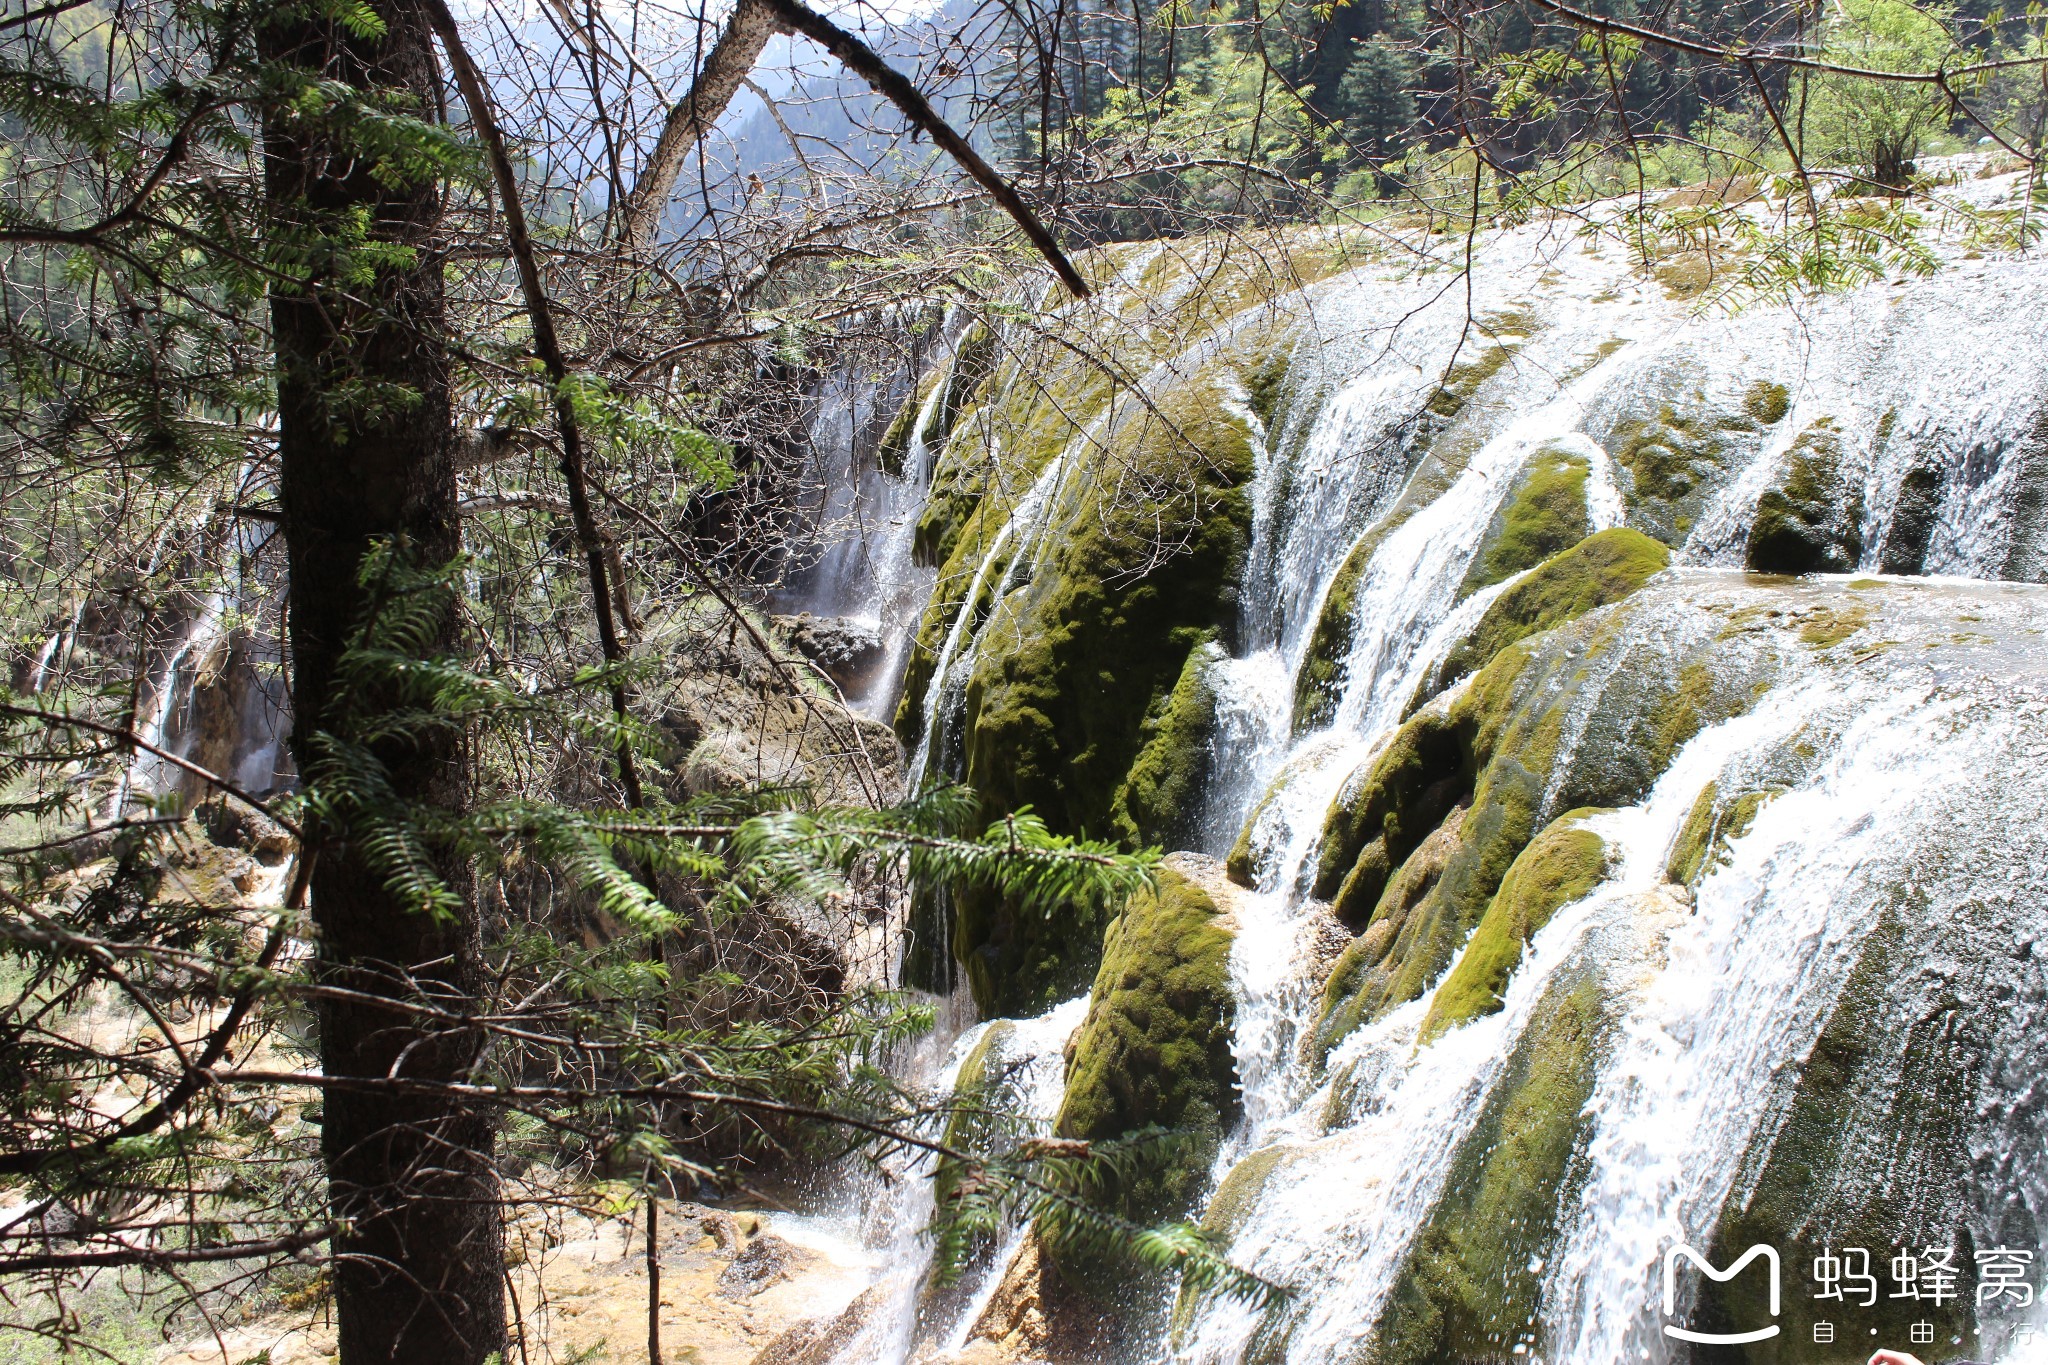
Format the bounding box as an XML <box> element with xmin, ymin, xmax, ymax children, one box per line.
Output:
<box><xmin>793</xmin><ymin>192</ymin><xmax>2048</xmax><ymax>1364</ymax></box>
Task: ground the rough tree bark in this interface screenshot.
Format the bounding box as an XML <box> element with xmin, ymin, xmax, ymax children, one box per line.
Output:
<box><xmin>257</xmin><ymin>0</ymin><xmax>507</xmax><ymax>1359</ymax></box>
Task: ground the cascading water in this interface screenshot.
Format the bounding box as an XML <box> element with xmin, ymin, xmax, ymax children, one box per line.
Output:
<box><xmin>778</xmin><ymin>321</ymin><xmax>964</xmax><ymax>719</ymax></box>
<box><xmin>823</xmin><ymin>175</ymin><xmax>2048</xmax><ymax>1364</ymax></box>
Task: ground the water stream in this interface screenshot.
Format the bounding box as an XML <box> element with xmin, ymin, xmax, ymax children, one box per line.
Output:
<box><xmin>813</xmin><ymin>202</ymin><xmax>2048</xmax><ymax>1362</ymax></box>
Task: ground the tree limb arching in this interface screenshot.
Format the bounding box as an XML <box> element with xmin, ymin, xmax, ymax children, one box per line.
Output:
<box><xmin>422</xmin><ymin>0</ymin><xmax>648</xmax><ymax>810</ymax></box>
<box><xmin>759</xmin><ymin>0</ymin><xmax>1092</xmax><ymax>297</ymax></box>
<box><xmin>612</xmin><ymin>0</ymin><xmax>1092</xmax><ymax>297</ymax></box>
<box><xmin>616</xmin><ymin>0</ymin><xmax>787</xmax><ymax>251</ymax></box>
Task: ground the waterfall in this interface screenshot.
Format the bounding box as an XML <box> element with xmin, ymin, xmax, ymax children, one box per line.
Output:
<box><xmin>777</xmin><ymin>320</ymin><xmax>961</xmax><ymax>720</ymax></box>
<box><xmin>815</xmin><ymin>995</ymin><xmax>1090</xmax><ymax>1364</ymax></box>
<box><xmin>838</xmin><ymin>203</ymin><xmax>2048</xmax><ymax>1363</ymax></box>
<box><xmin>115</xmin><ymin>478</ymin><xmax>293</xmax><ymax>813</ymax></box>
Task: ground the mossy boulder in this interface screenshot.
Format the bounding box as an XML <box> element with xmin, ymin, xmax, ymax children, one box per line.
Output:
<box><xmin>1310</xmin><ymin>650</ymin><xmax>1558</xmax><ymax>1051</ymax></box>
<box><xmin>953</xmin><ymin>384</ymin><xmax>1257</xmax><ymax>1013</ymax></box>
<box><xmin>1743</xmin><ymin>378</ymin><xmax>1792</xmax><ymax>426</ymax></box>
<box><xmin>1603</xmin><ymin>400</ymin><xmax>1736</xmax><ymax>543</ymax></box>
<box><xmin>877</xmin><ymin>321</ymin><xmax>1005</xmax><ymax>479</ymax></box>
<box><xmin>1683</xmin><ymin>897</ymin><xmax>1994</xmax><ymax>1361</ymax></box>
<box><xmin>1311</xmin><ymin>585</ymin><xmax>1782</xmax><ymax>1060</ymax></box>
<box><xmin>1369</xmin><ymin>968</ymin><xmax>1608</xmax><ymax>1365</ymax></box>
<box><xmin>1293</xmin><ymin>535</ymin><xmax>1375</xmax><ymax>732</ymax></box>
<box><xmin>1876</xmin><ymin>463</ymin><xmax>1942</xmax><ymax>575</ymax></box>
<box><xmin>1424</xmin><ymin>528</ymin><xmax>1670</xmax><ymax>703</ymax></box>
<box><xmin>934</xmin><ymin>1021</ymin><xmax>1017</xmax><ymax>1211</ymax></box>
<box><xmin>1291</xmin><ymin>317</ymin><xmax>1540</xmax><ymax>731</ymax></box>
<box><xmin>1746</xmin><ymin>418</ymin><xmax>1867</xmax><ymax>574</ymax></box>
<box><xmin>1458</xmin><ymin>444</ymin><xmax>1593</xmax><ymax>597</ymax></box>
<box><xmin>1418</xmin><ymin>810</ymin><xmax>1609</xmax><ymax>1043</ymax></box>
<box><xmin>1664</xmin><ymin>783</ymin><xmax>1778</xmax><ymax>888</ymax></box>
<box><xmin>1110</xmin><ymin>637</ymin><xmax>1221</xmax><ymax>849</ymax></box>
<box><xmin>894</xmin><ymin>503</ymin><xmax>1023</xmax><ymax>748</ymax></box>
<box><xmin>911</xmin><ymin>337</ymin><xmax>1115</xmax><ymax>572</ymax></box>
<box><xmin>1313</xmin><ymin>696</ymin><xmax>1484</xmax><ymax>917</ymax></box>
<box><xmin>1056</xmin><ymin>865</ymin><xmax>1240</xmax><ymax>1224</ymax></box>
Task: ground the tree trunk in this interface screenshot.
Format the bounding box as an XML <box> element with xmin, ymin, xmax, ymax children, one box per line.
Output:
<box><xmin>258</xmin><ymin>1</ymin><xmax>507</xmax><ymax>1360</ymax></box>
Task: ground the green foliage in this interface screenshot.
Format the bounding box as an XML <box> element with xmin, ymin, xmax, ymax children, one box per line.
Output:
<box><xmin>1338</xmin><ymin>41</ymin><xmax>1418</xmax><ymax>168</ymax></box>
<box><xmin>1802</xmin><ymin>0</ymin><xmax>1963</xmax><ymax>189</ymax></box>
<box><xmin>931</xmin><ymin>1127</ymin><xmax>1282</xmax><ymax>1310</ymax></box>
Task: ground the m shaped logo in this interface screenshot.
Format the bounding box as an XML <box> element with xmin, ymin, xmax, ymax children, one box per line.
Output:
<box><xmin>1663</xmin><ymin>1243</ymin><xmax>1783</xmax><ymax>1345</ymax></box>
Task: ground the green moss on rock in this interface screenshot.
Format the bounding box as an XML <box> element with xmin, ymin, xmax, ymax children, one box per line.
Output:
<box><xmin>1310</xmin><ymin>648</ymin><xmax>1567</xmax><ymax>1053</ymax></box>
<box><xmin>1371</xmin><ymin>970</ymin><xmax>1606</xmax><ymax>1365</ymax></box>
<box><xmin>1665</xmin><ymin>783</ymin><xmax>1778</xmax><ymax>888</ymax></box>
<box><xmin>1424</xmin><ymin>331</ymin><xmax>1526</xmax><ymax>420</ymax></box>
<box><xmin>1293</xmin><ymin>535</ymin><xmax>1374</xmax><ymax>732</ymax></box>
<box><xmin>1292</xmin><ymin>317</ymin><xmax>1541</xmax><ymax>731</ymax></box>
<box><xmin>952</xmin><ymin>384</ymin><xmax>1257</xmax><ymax>1013</ymax></box>
<box><xmin>1743</xmin><ymin>379</ymin><xmax>1792</xmax><ymax>426</ymax></box>
<box><xmin>1606</xmin><ymin>402</ymin><xmax>1734</xmax><ymax>542</ymax></box>
<box><xmin>1056</xmin><ymin>868</ymin><xmax>1240</xmax><ymax>1222</ymax></box>
<box><xmin>1459</xmin><ymin>446</ymin><xmax>1593</xmax><ymax>597</ymax></box>
<box><xmin>1312</xmin><ymin>692</ymin><xmax>1490</xmax><ymax>913</ymax></box>
<box><xmin>1427</xmin><ymin>528</ymin><xmax>1670</xmax><ymax>701</ymax></box>
<box><xmin>893</xmin><ymin>502</ymin><xmax>1019</xmax><ymax>747</ymax></box>
<box><xmin>879</xmin><ymin>321</ymin><xmax>1002</xmax><ymax>478</ymax></box>
<box><xmin>1312</xmin><ymin>587</ymin><xmax>1780</xmax><ymax>1061</ymax></box>
<box><xmin>1747</xmin><ymin>419</ymin><xmax>1867</xmax><ymax>575</ymax></box>
<box><xmin>1111</xmin><ymin>637</ymin><xmax>1221</xmax><ymax>848</ymax></box>
<box><xmin>1419</xmin><ymin>811</ymin><xmax>1609</xmax><ymax>1043</ymax></box>
<box><xmin>1685</xmin><ymin>899</ymin><xmax>1990</xmax><ymax>1361</ymax></box>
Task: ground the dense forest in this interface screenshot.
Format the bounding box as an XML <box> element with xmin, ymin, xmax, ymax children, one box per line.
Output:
<box><xmin>2</xmin><ymin>0</ymin><xmax>2047</xmax><ymax>1360</ymax></box>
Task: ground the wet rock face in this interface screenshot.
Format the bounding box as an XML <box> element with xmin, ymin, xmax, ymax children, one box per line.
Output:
<box><xmin>716</xmin><ymin>1233</ymin><xmax>811</xmax><ymax>1299</ymax></box>
<box><xmin>770</xmin><ymin>613</ymin><xmax>884</xmax><ymax>695</ymax></box>
<box><xmin>1745</xmin><ymin>419</ymin><xmax>1867</xmax><ymax>574</ymax></box>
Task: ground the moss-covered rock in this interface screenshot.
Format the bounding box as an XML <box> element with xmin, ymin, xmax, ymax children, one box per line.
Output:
<box><xmin>1876</xmin><ymin>463</ymin><xmax>1943</xmax><ymax>575</ymax></box>
<box><xmin>1424</xmin><ymin>331</ymin><xmax>1527</xmax><ymax>421</ymax></box>
<box><xmin>1425</xmin><ymin>528</ymin><xmax>1670</xmax><ymax>702</ymax></box>
<box><xmin>1291</xmin><ymin>316</ymin><xmax>1541</xmax><ymax>731</ymax></box>
<box><xmin>1292</xmin><ymin>535</ymin><xmax>1375</xmax><ymax>732</ymax></box>
<box><xmin>1458</xmin><ymin>445</ymin><xmax>1593</xmax><ymax>597</ymax></box>
<box><xmin>1310</xmin><ymin>649</ymin><xmax>1562</xmax><ymax>1051</ymax></box>
<box><xmin>1313</xmin><ymin>697</ymin><xmax>1482</xmax><ymax>913</ymax></box>
<box><xmin>1604</xmin><ymin>400</ymin><xmax>1736</xmax><ymax>543</ymax></box>
<box><xmin>1418</xmin><ymin>810</ymin><xmax>1609</xmax><ymax>1043</ymax></box>
<box><xmin>1111</xmin><ymin>637</ymin><xmax>1221</xmax><ymax>849</ymax></box>
<box><xmin>952</xmin><ymin>384</ymin><xmax>1257</xmax><ymax>1013</ymax></box>
<box><xmin>1666</xmin><ymin>782</ymin><xmax>1778</xmax><ymax>888</ymax></box>
<box><xmin>1683</xmin><ymin>897</ymin><xmax>1992</xmax><ymax>1362</ymax></box>
<box><xmin>1369</xmin><ymin>969</ymin><xmax>1607</xmax><ymax>1365</ymax></box>
<box><xmin>1747</xmin><ymin>418</ymin><xmax>1867</xmax><ymax>574</ymax></box>
<box><xmin>893</xmin><ymin>504</ymin><xmax>1023</xmax><ymax>748</ymax></box>
<box><xmin>934</xmin><ymin>1021</ymin><xmax>1017</xmax><ymax>1211</ymax></box>
<box><xmin>1311</xmin><ymin>585</ymin><xmax>1782</xmax><ymax>1060</ymax></box>
<box><xmin>1056</xmin><ymin>866</ymin><xmax>1240</xmax><ymax>1223</ymax></box>
<box><xmin>1743</xmin><ymin>378</ymin><xmax>1792</xmax><ymax>426</ymax></box>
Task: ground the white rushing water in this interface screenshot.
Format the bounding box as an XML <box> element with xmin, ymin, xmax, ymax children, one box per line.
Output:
<box><xmin>815</xmin><ymin>188</ymin><xmax>2048</xmax><ymax>1362</ymax></box>
<box><xmin>823</xmin><ymin>995</ymin><xmax>1090</xmax><ymax>1364</ymax></box>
